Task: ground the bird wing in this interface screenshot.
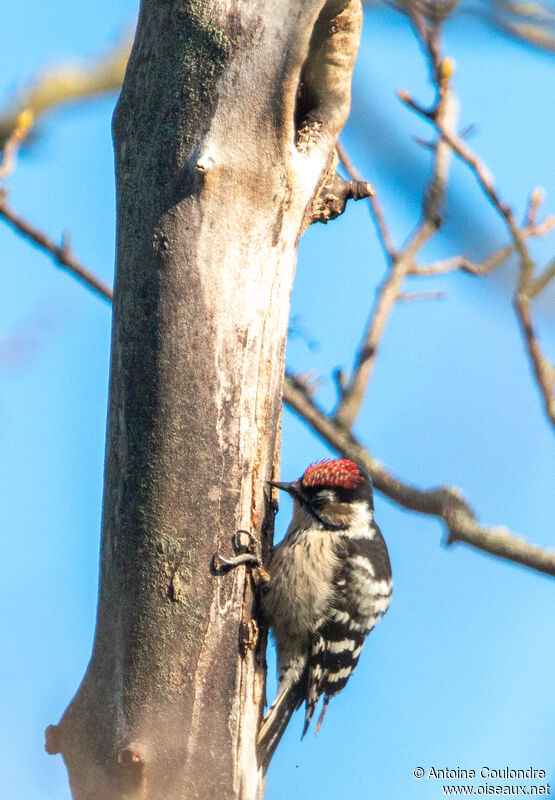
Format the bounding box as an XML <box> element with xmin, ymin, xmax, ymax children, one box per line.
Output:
<box><xmin>303</xmin><ymin>520</ymin><xmax>392</xmax><ymax>736</ymax></box>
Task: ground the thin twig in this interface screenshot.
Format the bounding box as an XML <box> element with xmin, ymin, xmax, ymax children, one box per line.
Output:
<box><xmin>412</xmin><ymin>219</ymin><xmax>553</xmax><ymax>276</ymax></box>
<box><xmin>524</xmin><ymin>187</ymin><xmax>544</xmax><ymax>227</ymax></box>
<box><xmin>284</xmin><ymin>374</ymin><xmax>555</xmax><ymax>577</ymax></box>
<box><xmin>0</xmin><ymin>191</ymin><xmax>113</xmax><ymax>302</ymax></box>
<box><xmin>0</xmin><ymin>34</ymin><xmax>132</xmax><ymax>148</ymax></box>
<box><xmin>513</xmin><ymin>292</ymin><xmax>555</xmax><ymax>423</ymax></box>
<box><xmin>5</xmin><ymin>212</ymin><xmax>553</xmax><ymax>576</ymax></box>
<box><xmin>399</xmin><ymin>85</ymin><xmax>555</xmax><ymax>428</ymax></box>
<box><xmin>2</xmin><ymin>6</ymin><xmax>553</xmax><ymax>583</ymax></box>
<box><xmin>0</xmin><ymin>98</ymin><xmax>113</xmax><ymax>302</ymax></box>
<box><xmin>336</xmin><ymin>140</ymin><xmax>396</xmax><ymax>261</ymax></box>
<box><xmin>334</xmin><ymin>24</ymin><xmax>457</xmax><ymax>430</ymax></box>
<box><xmin>530</xmin><ymin>258</ymin><xmax>555</xmax><ymax>299</ymax></box>
<box><xmin>398</xmin><ymin>290</ymin><xmax>445</xmax><ymax>301</ymax></box>
<box><xmin>0</xmin><ymin>110</ymin><xmax>34</xmax><ymax>180</ymax></box>
<box><xmin>333</xmin><ymin>222</ymin><xmax>432</xmax><ymax>428</ymax></box>
<box><xmin>399</xmin><ymin>90</ymin><xmax>534</xmax><ymax>267</ymax></box>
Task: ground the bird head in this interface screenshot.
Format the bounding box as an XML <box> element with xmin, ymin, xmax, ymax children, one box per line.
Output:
<box><xmin>268</xmin><ymin>458</ymin><xmax>373</xmax><ymax>530</ymax></box>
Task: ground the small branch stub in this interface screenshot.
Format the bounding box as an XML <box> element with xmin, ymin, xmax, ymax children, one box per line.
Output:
<box><xmin>44</xmin><ymin>724</ymin><xmax>61</xmax><ymax>755</ymax></box>
<box><xmin>309</xmin><ymin>171</ymin><xmax>372</xmax><ymax>225</ymax></box>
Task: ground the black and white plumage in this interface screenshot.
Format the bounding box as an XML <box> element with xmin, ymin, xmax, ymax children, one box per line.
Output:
<box><xmin>257</xmin><ymin>458</ymin><xmax>392</xmax><ymax>768</ymax></box>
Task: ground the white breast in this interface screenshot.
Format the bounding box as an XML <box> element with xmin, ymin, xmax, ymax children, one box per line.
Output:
<box><xmin>262</xmin><ymin>505</ymin><xmax>341</xmax><ymax>648</ymax></box>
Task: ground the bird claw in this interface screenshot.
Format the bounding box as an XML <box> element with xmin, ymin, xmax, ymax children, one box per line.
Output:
<box><xmin>232</xmin><ymin>529</ymin><xmax>257</xmax><ymax>554</ymax></box>
<box><xmin>213</xmin><ymin>530</ymin><xmax>263</xmax><ymax>575</ymax></box>
<box><xmin>212</xmin><ymin>552</ymin><xmax>239</xmax><ymax>570</ymax></box>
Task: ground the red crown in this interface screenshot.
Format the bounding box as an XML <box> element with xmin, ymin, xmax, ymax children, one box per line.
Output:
<box><xmin>301</xmin><ymin>459</ymin><xmax>363</xmax><ymax>490</ymax></box>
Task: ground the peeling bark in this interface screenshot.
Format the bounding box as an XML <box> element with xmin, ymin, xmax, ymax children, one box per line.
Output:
<box><xmin>46</xmin><ymin>1</ymin><xmax>363</xmax><ymax>798</ymax></box>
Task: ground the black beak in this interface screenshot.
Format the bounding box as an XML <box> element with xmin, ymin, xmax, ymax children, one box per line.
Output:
<box><xmin>267</xmin><ymin>480</ymin><xmax>297</xmax><ymax>495</ymax></box>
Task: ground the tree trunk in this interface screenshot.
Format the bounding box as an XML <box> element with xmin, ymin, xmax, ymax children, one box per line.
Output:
<box><xmin>45</xmin><ymin>1</ymin><xmax>362</xmax><ymax>797</ymax></box>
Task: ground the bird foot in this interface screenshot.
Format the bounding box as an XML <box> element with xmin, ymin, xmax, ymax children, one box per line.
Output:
<box><xmin>213</xmin><ymin>530</ymin><xmax>270</xmax><ymax>585</ymax></box>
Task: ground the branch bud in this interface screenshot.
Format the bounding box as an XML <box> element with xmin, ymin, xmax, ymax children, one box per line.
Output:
<box><xmin>439</xmin><ymin>58</ymin><xmax>454</xmax><ymax>85</ymax></box>
<box><xmin>14</xmin><ymin>108</ymin><xmax>34</xmax><ymax>140</ymax></box>
<box><xmin>530</xmin><ymin>186</ymin><xmax>544</xmax><ymax>208</ymax></box>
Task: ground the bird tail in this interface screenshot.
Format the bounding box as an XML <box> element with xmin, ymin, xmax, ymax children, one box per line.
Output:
<box><xmin>257</xmin><ymin>681</ymin><xmax>303</xmax><ymax>771</ymax></box>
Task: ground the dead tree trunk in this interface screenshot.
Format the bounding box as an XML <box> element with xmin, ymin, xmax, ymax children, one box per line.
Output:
<box><xmin>45</xmin><ymin>1</ymin><xmax>364</xmax><ymax>798</ymax></box>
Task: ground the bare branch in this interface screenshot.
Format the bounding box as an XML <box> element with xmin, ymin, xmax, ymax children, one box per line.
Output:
<box><xmin>0</xmin><ymin>33</ymin><xmax>132</xmax><ymax>148</ymax></box>
<box><xmin>335</xmin><ymin>140</ymin><xmax>364</xmax><ymax>183</ymax></box>
<box><xmin>412</xmin><ymin>219</ymin><xmax>553</xmax><ymax>277</ymax></box>
<box><xmin>530</xmin><ymin>258</ymin><xmax>555</xmax><ymax>299</ymax></box>
<box><xmin>493</xmin><ymin>0</ymin><xmax>555</xmax><ymax>51</ymax></box>
<box><xmin>334</xmin><ymin>28</ymin><xmax>457</xmax><ymax>429</ymax></box>
<box><xmin>504</xmin><ymin>19</ymin><xmax>555</xmax><ymax>50</ymax></box>
<box><xmin>283</xmin><ymin>374</ymin><xmax>555</xmax><ymax>577</ymax></box>
<box><xmin>7</xmin><ymin>216</ymin><xmax>551</xmax><ymax>577</ymax></box>
<box><xmin>374</xmin><ymin>0</ymin><xmax>555</xmax><ymax>52</ymax></box>
<box><xmin>524</xmin><ymin>186</ymin><xmax>544</xmax><ymax>227</ymax></box>
<box><xmin>398</xmin><ymin>290</ymin><xmax>445</xmax><ymax>301</ymax></box>
<box><xmin>308</xmin><ymin>159</ymin><xmax>373</xmax><ymax>226</ymax></box>
<box><xmin>410</xmin><ymin>254</ymin><xmax>470</xmax><ymax>275</ymax></box>
<box><xmin>398</xmin><ymin>30</ymin><xmax>555</xmax><ymax>429</ymax></box>
<box><xmin>514</xmin><ymin>293</ymin><xmax>555</xmax><ymax>424</ymax></box>
<box><xmin>0</xmin><ymin>105</ymin><xmax>112</xmax><ymax>302</ymax></box>
<box><xmin>8</xmin><ymin>211</ymin><xmax>550</xmax><ymax>577</ymax></box>
<box><xmin>336</xmin><ymin>140</ymin><xmax>396</xmax><ymax>260</ymax></box>
<box><xmin>399</xmin><ymin>87</ymin><xmax>533</xmax><ymax>261</ymax></box>
<box><xmin>2</xmin><ymin>1</ymin><xmax>552</xmax><ymax>600</ymax></box>
<box><xmin>0</xmin><ymin>190</ymin><xmax>113</xmax><ymax>302</ymax></box>
<box><xmin>0</xmin><ymin>110</ymin><xmax>34</xmax><ymax>180</ymax></box>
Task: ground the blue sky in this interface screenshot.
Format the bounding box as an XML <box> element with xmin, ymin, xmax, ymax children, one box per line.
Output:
<box><xmin>1</xmin><ymin>3</ymin><xmax>554</xmax><ymax>799</ymax></box>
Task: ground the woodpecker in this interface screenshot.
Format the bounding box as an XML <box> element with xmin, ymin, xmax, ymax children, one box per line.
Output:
<box><xmin>214</xmin><ymin>458</ymin><xmax>392</xmax><ymax>769</ymax></box>
<box><xmin>257</xmin><ymin>458</ymin><xmax>392</xmax><ymax>766</ymax></box>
